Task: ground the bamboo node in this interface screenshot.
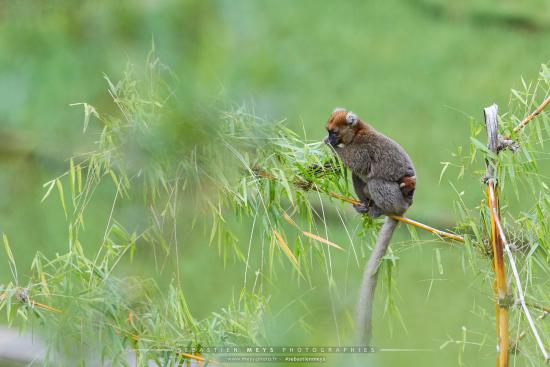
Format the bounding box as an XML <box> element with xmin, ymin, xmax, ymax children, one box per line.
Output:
<box><xmin>497</xmin><ymin>294</ymin><xmax>514</xmax><ymax>309</ymax></box>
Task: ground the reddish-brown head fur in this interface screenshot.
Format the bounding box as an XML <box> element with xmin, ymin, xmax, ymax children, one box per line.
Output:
<box><xmin>325</xmin><ymin>108</ymin><xmax>368</xmax><ymax>147</ymax></box>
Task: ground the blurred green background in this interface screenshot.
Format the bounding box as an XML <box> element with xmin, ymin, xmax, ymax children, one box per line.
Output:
<box><xmin>0</xmin><ymin>0</ymin><xmax>549</xmax><ymax>366</ymax></box>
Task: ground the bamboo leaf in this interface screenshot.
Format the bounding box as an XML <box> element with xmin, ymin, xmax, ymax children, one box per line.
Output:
<box><xmin>439</xmin><ymin>162</ymin><xmax>450</xmax><ymax>184</ymax></box>
<box><xmin>435</xmin><ymin>248</ymin><xmax>444</xmax><ymax>275</ymax></box>
<box><xmin>470</xmin><ymin>137</ymin><xmax>496</xmax><ymax>159</ymax></box>
<box><xmin>41</xmin><ymin>180</ymin><xmax>56</xmax><ymax>203</ymax></box>
<box><xmin>76</xmin><ymin>164</ymin><xmax>83</xmax><ymax>194</ymax></box>
<box><xmin>301</xmin><ymin>231</ymin><xmax>343</xmax><ymax>251</ymax></box>
<box><xmin>69</xmin><ymin>158</ymin><xmax>76</xmax><ymax>206</ymax></box>
<box><xmin>56</xmin><ymin>179</ymin><xmax>68</xmax><ymax>219</ymax></box>
<box><xmin>3</xmin><ymin>234</ymin><xmax>18</xmax><ymax>283</ymax></box>
<box><xmin>273</xmin><ymin>230</ymin><xmax>302</xmax><ymax>275</ymax></box>
<box><xmin>69</xmin><ymin>102</ymin><xmax>99</xmax><ymax>132</ymax></box>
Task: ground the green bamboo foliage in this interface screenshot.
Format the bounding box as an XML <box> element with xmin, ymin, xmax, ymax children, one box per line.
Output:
<box><xmin>0</xmin><ymin>54</ymin><xmax>363</xmax><ymax>365</ymax></box>
<box><xmin>444</xmin><ymin>64</ymin><xmax>550</xmax><ymax>365</ymax></box>
<box><xmin>2</xmin><ymin>54</ymin><xmax>550</xmax><ymax>365</ymax></box>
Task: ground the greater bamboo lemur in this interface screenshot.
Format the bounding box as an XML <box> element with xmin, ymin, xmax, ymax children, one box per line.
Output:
<box><xmin>324</xmin><ymin>108</ymin><xmax>416</xmax><ymax>345</ymax></box>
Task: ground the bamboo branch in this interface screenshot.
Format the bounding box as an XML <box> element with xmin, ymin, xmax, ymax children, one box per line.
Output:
<box><xmin>256</xmin><ymin>171</ymin><xmax>464</xmax><ymax>242</ymax></box>
<box><xmin>314</xmin><ymin>187</ymin><xmax>464</xmax><ymax>242</ymax></box>
<box><xmin>506</xmin><ymin>95</ymin><xmax>550</xmax><ymax>138</ymax></box>
<box><xmin>4</xmin><ymin>290</ymin><xmax>216</xmax><ymax>365</ymax></box>
<box><xmin>526</xmin><ymin>301</ymin><xmax>550</xmax><ymax>315</ymax></box>
<box><xmin>0</xmin><ymin>289</ymin><xmax>64</xmax><ymax>314</ymax></box>
<box><xmin>484</xmin><ymin>104</ymin><xmax>509</xmax><ymax>367</ymax></box>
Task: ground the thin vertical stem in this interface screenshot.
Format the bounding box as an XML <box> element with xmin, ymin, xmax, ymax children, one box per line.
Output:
<box><xmin>484</xmin><ymin>104</ymin><xmax>509</xmax><ymax>367</ymax></box>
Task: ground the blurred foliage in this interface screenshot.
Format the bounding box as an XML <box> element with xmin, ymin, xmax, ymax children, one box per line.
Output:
<box><xmin>1</xmin><ymin>56</ymin><xmax>549</xmax><ymax>365</ymax></box>
<box><xmin>0</xmin><ymin>0</ymin><xmax>550</xmax><ymax>366</ymax></box>
<box><xmin>0</xmin><ymin>59</ymin><xmax>273</xmax><ymax>366</ymax></box>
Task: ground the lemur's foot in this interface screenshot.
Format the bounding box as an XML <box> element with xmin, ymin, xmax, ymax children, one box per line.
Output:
<box><xmin>368</xmin><ymin>205</ymin><xmax>384</xmax><ymax>218</ymax></box>
<box><xmin>353</xmin><ymin>203</ymin><xmax>370</xmax><ymax>214</ymax></box>
<box><xmin>353</xmin><ymin>202</ymin><xmax>384</xmax><ymax>218</ymax></box>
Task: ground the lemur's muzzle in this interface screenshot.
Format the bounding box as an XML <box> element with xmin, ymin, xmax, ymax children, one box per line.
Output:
<box><xmin>324</xmin><ymin>131</ymin><xmax>340</xmax><ymax>147</ymax></box>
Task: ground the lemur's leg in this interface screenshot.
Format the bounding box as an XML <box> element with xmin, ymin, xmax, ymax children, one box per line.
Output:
<box><xmin>367</xmin><ymin>178</ymin><xmax>410</xmax><ymax>216</ymax></box>
<box><xmin>352</xmin><ymin>173</ymin><xmax>383</xmax><ymax>217</ymax></box>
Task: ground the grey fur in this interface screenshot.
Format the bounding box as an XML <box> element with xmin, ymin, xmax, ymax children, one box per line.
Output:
<box><xmin>325</xmin><ymin>109</ymin><xmax>416</xmax><ymax>346</ymax></box>
<box><xmin>333</xmin><ymin>126</ymin><xmax>415</xmax><ymax>216</ymax></box>
<box><xmin>356</xmin><ymin>217</ymin><xmax>398</xmax><ymax>345</ymax></box>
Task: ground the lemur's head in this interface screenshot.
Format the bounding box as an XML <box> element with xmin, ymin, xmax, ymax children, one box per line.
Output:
<box><xmin>324</xmin><ymin>108</ymin><xmax>361</xmax><ymax>148</ymax></box>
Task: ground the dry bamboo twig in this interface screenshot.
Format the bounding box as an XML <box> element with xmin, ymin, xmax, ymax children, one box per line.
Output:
<box><xmin>506</xmin><ymin>95</ymin><xmax>550</xmax><ymax>138</ymax></box>
<box><xmin>318</xmin><ymin>189</ymin><xmax>464</xmax><ymax>241</ymax></box>
<box><xmin>322</xmin><ymin>190</ymin><xmax>464</xmax><ymax>241</ymax></box>
<box><xmin>526</xmin><ymin>302</ymin><xmax>550</xmax><ymax>314</ymax></box>
<box><xmin>256</xmin><ymin>171</ymin><xmax>464</xmax><ymax>242</ymax></box>
<box><xmin>0</xmin><ymin>289</ymin><xmax>64</xmax><ymax>314</ymax></box>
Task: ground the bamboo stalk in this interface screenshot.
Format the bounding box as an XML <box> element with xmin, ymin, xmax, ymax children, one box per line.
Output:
<box><xmin>487</xmin><ymin>180</ymin><xmax>509</xmax><ymax>367</ymax></box>
<box><xmin>484</xmin><ymin>104</ymin><xmax>509</xmax><ymax>367</ymax></box>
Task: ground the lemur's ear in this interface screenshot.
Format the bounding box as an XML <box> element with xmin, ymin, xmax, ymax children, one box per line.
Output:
<box><xmin>346</xmin><ymin>111</ymin><xmax>358</xmax><ymax>126</ymax></box>
<box><xmin>332</xmin><ymin>107</ymin><xmax>345</xmax><ymax>113</ymax></box>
